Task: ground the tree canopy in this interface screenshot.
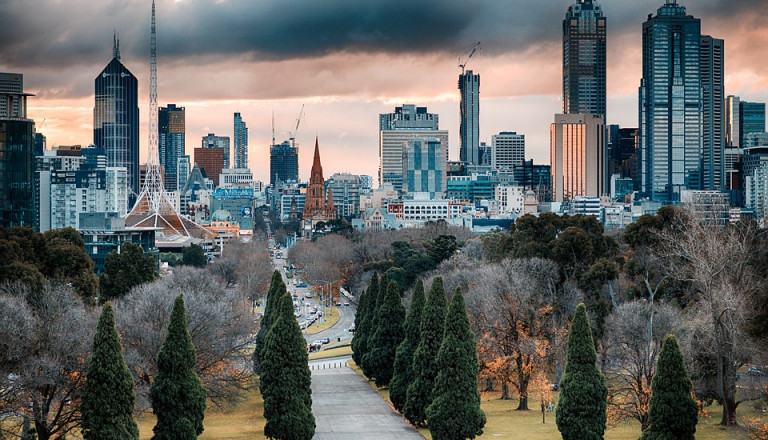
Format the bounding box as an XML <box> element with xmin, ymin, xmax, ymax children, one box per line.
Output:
<box><xmin>99</xmin><ymin>241</ymin><xmax>157</xmax><ymax>303</ymax></box>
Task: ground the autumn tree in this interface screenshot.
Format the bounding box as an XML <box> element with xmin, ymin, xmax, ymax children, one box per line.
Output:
<box><xmin>150</xmin><ymin>294</ymin><xmax>206</xmax><ymax>440</ymax></box>
<box><xmin>426</xmin><ymin>287</ymin><xmax>486</xmax><ymax>439</ymax></box>
<box><xmin>404</xmin><ymin>276</ymin><xmax>447</xmax><ymax>427</ymax></box>
<box><xmin>99</xmin><ymin>241</ymin><xmax>157</xmax><ymax>302</ymax></box>
<box><xmin>81</xmin><ymin>303</ymin><xmax>139</xmax><ymax>440</ymax></box>
<box><xmin>390</xmin><ymin>279</ymin><xmax>426</xmax><ymax>412</ymax></box>
<box><xmin>556</xmin><ymin>303</ymin><xmax>607</xmax><ymax>440</ymax></box>
<box><xmin>260</xmin><ymin>293</ymin><xmax>315</xmax><ymax>440</ymax></box>
<box><xmin>366</xmin><ymin>280</ymin><xmax>406</xmax><ymax>387</ymax></box>
<box><xmin>603</xmin><ymin>300</ymin><xmax>681</xmax><ymax>430</ymax></box>
<box><xmin>640</xmin><ymin>335</ymin><xmax>698</xmax><ymax>440</ymax></box>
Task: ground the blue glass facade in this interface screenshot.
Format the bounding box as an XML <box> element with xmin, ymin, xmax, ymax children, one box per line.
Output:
<box><xmin>563</xmin><ymin>0</ymin><xmax>606</xmax><ymax>118</ymax></box>
<box><xmin>403</xmin><ymin>138</ymin><xmax>445</xmax><ymax>199</ymax></box>
<box><xmin>158</xmin><ymin>104</ymin><xmax>185</xmax><ymax>191</ymax></box>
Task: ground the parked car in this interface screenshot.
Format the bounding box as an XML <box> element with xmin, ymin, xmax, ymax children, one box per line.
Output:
<box><xmin>321</xmin><ymin>337</ymin><xmax>331</xmax><ymax>344</ymax></box>
<box><xmin>348</xmin><ymin>324</ymin><xmax>356</xmax><ymax>332</ymax></box>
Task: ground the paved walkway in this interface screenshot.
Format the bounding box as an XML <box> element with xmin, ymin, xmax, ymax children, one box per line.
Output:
<box><xmin>310</xmin><ymin>358</ymin><xmax>423</xmax><ymax>440</ymax></box>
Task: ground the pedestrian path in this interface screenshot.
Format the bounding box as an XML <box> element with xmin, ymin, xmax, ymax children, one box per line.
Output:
<box><xmin>310</xmin><ymin>359</ymin><xmax>423</xmax><ymax>440</ymax></box>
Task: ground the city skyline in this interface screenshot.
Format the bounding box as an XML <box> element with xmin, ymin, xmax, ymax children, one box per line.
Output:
<box><xmin>2</xmin><ymin>0</ymin><xmax>768</xmax><ymax>184</ymax></box>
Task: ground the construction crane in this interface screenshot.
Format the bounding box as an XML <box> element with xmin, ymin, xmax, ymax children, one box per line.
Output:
<box><xmin>288</xmin><ymin>104</ymin><xmax>305</xmax><ymax>150</ymax></box>
<box><xmin>458</xmin><ymin>42</ymin><xmax>481</xmax><ymax>74</ymax></box>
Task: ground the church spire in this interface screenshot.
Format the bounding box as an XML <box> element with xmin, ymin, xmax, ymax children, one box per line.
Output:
<box><xmin>113</xmin><ymin>30</ymin><xmax>120</xmax><ymax>60</ymax></box>
<box><xmin>311</xmin><ymin>136</ymin><xmax>322</xmax><ymax>180</ymax></box>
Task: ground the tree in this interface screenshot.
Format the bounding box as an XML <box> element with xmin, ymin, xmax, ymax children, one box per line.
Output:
<box><xmin>390</xmin><ymin>279</ymin><xmax>426</xmax><ymax>412</ymax></box>
<box><xmin>182</xmin><ymin>243</ymin><xmax>207</xmax><ymax>267</ymax></box>
<box><xmin>99</xmin><ymin>241</ymin><xmax>157</xmax><ymax>302</ymax></box>
<box><xmin>253</xmin><ymin>271</ymin><xmax>286</xmax><ymax>374</ymax></box>
<box><xmin>426</xmin><ymin>287</ymin><xmax>486</xmax><ymax>439</ymax></box>
<box><xmin>352</xmin><ymin>273</ymin><xmax>378</xmax><ymax>367</ymax></box>
<box><xmin>150</xmin><ymin>294</ymin><xmax>206</xmax><ymax>440</ymax></box>
<box><xmin>360</xmin><ymin>274</ymin><xmax>388</xmax><ymax>378</ymax></box>
<box><xmin>117</xmin><ymin>266</ymin><xmax>255</xmax><ymax>410</ymax></box>
<box><xmin>603</xmin><ymin>300</ymin><xmax>681</xmax><ymax>430</ymax></box>
<box><xmin>424</xmin><ymin>234</ymin><xmax>458</xmax><ymax>266</ymax></box>
<box><xmin>0</xmin><ymin>282</ymin><xmax>94</xmax><ymax>440</ymax></box>
<box><xmin>366</xmin><ymin>281</ymin><xmax>406</xmax><ymax>387</ymax></box>
<box><xmin>640</xmin><ymin>335</ymin><xmax>698</xmax><ymax>440</ymax></box>
<box><xmin>404</xmin><ymin>276</ymin><xmax>447</xmax><ymax>427</ymax></box>
<box><xmin>260</xmin><ymin>293</ymin><xmax>315</xmax><ymax>440</ymax></box>
<box><xmin>235</xmin><ymin>237</ymin><xmax>273</xmax><ymax>304</ymax></box>
<box><xmin>81</xmin><ymin>303</ymin><xmax>139</xmax><ymax>440</ymax></box>
<box><xmin>556</xmin><ymin>303</ymin><xmax>607</xmax><ymax>440</ymax></box>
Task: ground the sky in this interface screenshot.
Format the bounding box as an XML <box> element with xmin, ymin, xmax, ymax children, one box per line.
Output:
<box><xmin>2</xmin><ymin>0</ymin><xmax>768</xmax><ymax>184</ymax></box>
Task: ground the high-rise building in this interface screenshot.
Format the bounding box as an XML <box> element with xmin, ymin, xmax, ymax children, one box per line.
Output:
<box><xmin>458</xmin><ymin>70</ymin><xmax>480</xmax><ymax>164</ymax></box>
<box><xmin>270</xmin><ymin>141</ymin><xmax>299</xmax><ymax>186</ymax></box>
<box><xmin>234</xmin><ymin>112</ymin><xmax>248</xmax><ymax>169</ymax></box>
<box><xmin>700</xmin><ymin>36</ymin><xmax>724</xmax><ymax>191</ymax></box>
<box><xmin>491</xmin><ymin>132</ymin><xmax>525</xmax><ymax>169</ymax></box>
<box><xmin>741</xmin><ymin>101</ymin><xmax>766</xmax><ymax>141</ymax></box>
<box><xmin>639</xmin><ymin>1</ymin><xmax>714</xmax><ymax>202</ymax></box>
<box><xmin>0</xmin><ymin>72</ymin><xmax>37</xmax><ymax>230</ymax></box>
<box><xmin>194</xmin><ymin>147</ymin><xmax>225</xmax><ymax>187</ymax></box>
<box><xmin>93</xmin><ymin>36</ymin><xmax>140</xmax><ymax>205</ymax></box>
<box><xmin>326</xmin><ymin>173</ymin><xmax>361</xmax><ymax>218</ymax></box>
<box><xmin>563</xmin><ymin>0</ymin><xmax>606</xmax><ymax>118</ymax></box>
<box><xmin>550</xmin><ymin>113</ymin><xmax>605</xmax><ymax>202</ymax></box>
<box><xmin>725</xmin><ymin>96</ymin><xmax>741</xmax><ymax>148</ymax></box>
<box><xmin>402</xmin><ymin>138</ymin><xmax>446</xmax><ymax>199</ymax></box>
<box><xmin>177</xmin><ymin>155</ymin><xmax>190</xmax><ymax>194</ymax></box>
<box><xmin>379</xmin><ymin>104</ymin><xmax>448</xmax><ymax>191</ymax></box>
<box><xmin>158</xmin><ymin>104</ymin><xmax>185</xmax><ymax>191</ymax></box>
<box><xmin>201</xmin><ymin>133</ymin><xmax>230</xmax><ymax>169</ymax></box>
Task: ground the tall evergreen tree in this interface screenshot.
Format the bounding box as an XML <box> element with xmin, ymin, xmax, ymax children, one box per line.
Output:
<box><xmin>150</xmin><ymin>295</ymin><xmax>206</xmax><ymax>440</ymax></box>
<box><xmin>260</xmin><ymin>292</ymin><xmax>315</xmax><ymax>440</ymax></box>
<box><xmin>253</xmin><ymin>270</ymin><xmax>285</xmax><ymax>373</ymax></box>
<box><xmin>360</xmin><ymin>274</ymin><xmax>388</xmax><ymax>378</ymax></box>
<box><xmin>390</xmin><ymin>279</ymin><xmax>425</xmax><ymax>412</ymax></box>
<box><xmin>640</xmin><ymin>335</ymin><xmax>698</xmax><ymax>440</ymax></box>
<box><xmin>556</xmin><ymin>303</ymin><xmax>607</xmax><ymax>440</ymax></box>
<box><xmin>81</xmin><ymin>303</ymin><xmax>139</xmax><ymax>440</ymax></box>
<box><xmin>427</xmin><ymin>287</ymin><xmax>486</xmax><ymax>440</ymax></box>
<box><xmin>99</xmin><ymin>241</ymin><xmax>158</xmax><ymax>302</ymax></box>
<box><xmin>404</xmin><ymin>276</ymin><xmax>448</xmax><ymax>427</ymax></box>
<box><xmin>366</xmin><ymin>281</ymin><xmax>406</xmax><ymax>387</ymax></box>
<box><xmin>352</xmin><ymin>273</ymin><xmax>377</xmax><ymax>366</ymax></box>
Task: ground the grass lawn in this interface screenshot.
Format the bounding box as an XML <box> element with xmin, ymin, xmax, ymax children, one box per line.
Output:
<box><xmin>308</xmin><ymin>344</ymin><xmax>353</xmax><ymax>360</ymax></box>
<box><xmin>348</xmin><ymin>361</ymin><xmax>764</xmax><ymax>440</ymax></box>
<box><xmin>305</xmin><ymin>306</ymin><xmax>340</xmax><ymax>334</ymax></box>
<box><xmin>136</xmin><ymin>387</ymin><xmax>267</xmax><ymax>440</ymax></box>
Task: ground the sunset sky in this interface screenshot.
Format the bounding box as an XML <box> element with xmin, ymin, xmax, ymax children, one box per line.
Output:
<box><xmin>2</xmin><ymin>0</ymin><xmax>768</xmax><ymax>184</ymax></box>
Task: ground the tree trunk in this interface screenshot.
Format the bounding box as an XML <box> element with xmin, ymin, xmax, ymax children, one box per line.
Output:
<box><xmin>501</xmin><ymin>381</ymin><xmax>511</xmax><ymax>400</ymax></box>
<box><xmin>517</xmin><ymin>394</ymin><xmax>529</xmax><ymax>411</ymax></box>
<box><xmin>719</xmin><ymin>395</ymin><xmax>739</xmax><ymax>426</ymax></box>
<box><xmin>541</xmin><ymin>402</ymin><xmax>546</xmax><ymax>423</ymax></box>
<box><xmin>34</xmin><ymin>420</ymin><xmax>50</xmax><ymax>440</ymax></box>
<box><xmin>484</xmin><ymin>377</ymin><xmax>495</xmax><ymax>392</ymax></box>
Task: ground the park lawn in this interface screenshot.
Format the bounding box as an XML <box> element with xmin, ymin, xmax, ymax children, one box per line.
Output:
<box><xmin>308</xmin><ymin>344</ymin><xmax>353</xmax><ymax>360</ymax></box>
<box><xmin>305</xmin><ymin>306</ymin><xmax>340</xmax><ymax>334</ymax></box>
<box><xmin>136</xmin><ymin>387</ymin><xmax>267</xmax><ymax>440</ymax></box>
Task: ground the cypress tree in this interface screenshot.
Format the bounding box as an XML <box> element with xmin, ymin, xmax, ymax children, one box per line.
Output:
<box><xmin>150</xmin><ymin>295</ymin><xmax>206</xmax><ymax>440</ymax></box>
<box><xmin>366</xmin><ymin>281</ymin><xmax>406</xmax><ymax>387</ymax></box>
<box><xmin>361</xmin><ymin>274</ymin><xmax>388</xmax><ymax>378</ymax></box>
<box><xmin>427</xmin><ymin>287</ymin><xmax>486</xmax><ymax>440</ymax></box>
<box><xmin>352</xmin><ymin>272</ymin><xmax>377</xmax><ymax>366</ymax></box>
<box><xmin>253</xmin><ymin>270</ymin><xmax>285</xmax><ymax>373</ymax></box>
<box><xmin>639</xmin><ymin>335</ymin><xmax>698</xmax><ymax>440</ymax></box>
<box><xmin>556</xmin><ymin>303</ymin><xmax>607</xmax><ymax>440</ymax></box>
<box><xmin>81</xmin><ymin>303</ymin><xmax>139</xmax><ymax>440</ymax></box>
<box><xmin>260</xmin><ymin>292</ymin><xmax>315</xmax><ymax>440</ymax></box>
<box><xmin>390</xmin><ymin>279</ymin><xmax>425</xmax><ymax>412</ymax></box>
<box><xmin>404</xmin><ymin>276</ymin><xmax>448</xmax><ymax>427</ymax></box>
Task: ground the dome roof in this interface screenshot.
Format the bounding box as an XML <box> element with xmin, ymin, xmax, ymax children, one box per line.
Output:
<box><xmin>211</xmin><ymin>209</ymin><xmax>232</xmax><ymax>222</ymax></box>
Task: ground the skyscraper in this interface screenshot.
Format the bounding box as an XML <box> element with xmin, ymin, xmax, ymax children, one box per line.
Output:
<box><xmin>402</xmin><ymin>138</ymin><xmax>446</xmax><ymax>199</ymax></box>
<box><xmin>550</xmin><ymin>113</ymin><xmax>605</xmax><ymax>202</ymax></box>
<box><xmin>234</xmin><ymin>112</ymin><xmax>248</xmax><ymax>169</ymax></box>
<box><xmin>491</xmin><ymin>132</ymin><xmax>525</xmax><ymax>169</ymax></box>
<box><xmin>158</xmin><ymin>104</ymin><xmax>185</xmax><ymax>191</ymax></box>
<box><xmin>740</xmin><ymin>101</ymin><xmax>766</xmax><ymax>141</ymax></box>
<box><xmin>379</xmin><ymin>104</ymin><xmax>448</xmax><ymax>192</ymax></box>
<box><xmin>0</xmin><ymin>72</ymin><xmax>37</xmax><ymax>230</ymax></box>
<box><xmin>94</xmin><ymin>35</ymin><xmax>139</xmax><ymax>205</ymax></box>
<box><xmin>639</xmin><ymin>1</ymin><xmax>712</xmax><ymax>202</ymax></box>
<box><xmin>700</xmin><ymin>36</ymin><xmax>724</xmax><ymax>191</ymax></box>
<box><xmin>458</xmin><ymin>70</ymin><xmax>480</xmax><ymax>164</ymax></box>
<box><xmin>270</xmin><ymin>141</ymin><xmax>299</xmax><ymax>186</ymax></box>
<box><xmin>201</xmin><ymin>133</ymin><xmax>230</xmax><ymax>169</ymax></box>
<box><xmin>563</xmin><ymin>0</ymin><xmax>606</xmax><ymax>117</ymax></box>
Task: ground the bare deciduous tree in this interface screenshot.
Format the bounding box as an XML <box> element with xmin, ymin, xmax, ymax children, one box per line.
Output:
<box><xmin>0</xmin><ymin>282</ymin><xmax>95</xmax><ymax>440</ymax></box>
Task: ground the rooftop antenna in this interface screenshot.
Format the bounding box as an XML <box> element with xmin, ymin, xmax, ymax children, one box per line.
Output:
<box><xmin>113</xmin><ymin>30</ymin><xmax>120</xmax><ymax>60</ymax></box>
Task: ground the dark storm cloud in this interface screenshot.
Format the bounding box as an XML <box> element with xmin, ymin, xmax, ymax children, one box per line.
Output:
<box><xmin>1</xmin><ymin>0</ymin><xmax>762</xmax><ymax>69</ymax></box>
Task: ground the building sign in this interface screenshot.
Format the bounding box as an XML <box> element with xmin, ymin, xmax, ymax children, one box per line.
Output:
<box><xmin>213</xmin><ymin>188</ymin><xmax>254</xmax><ymax>199</ymax></box>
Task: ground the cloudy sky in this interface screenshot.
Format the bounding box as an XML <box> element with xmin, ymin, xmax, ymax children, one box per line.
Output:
<box><xmin>2</xmin><ymin>0</ymin><xmax>767</xmax><ymax>184</ymax></box>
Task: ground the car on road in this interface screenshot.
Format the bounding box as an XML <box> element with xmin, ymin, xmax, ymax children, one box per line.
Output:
<box><xmin>343</xmin><ymin>302</ymin><xmax>350</xmax><ymax>306</ymax></box>
<box><xmin>320</xmin><ymin>337</ymin><xmax>331</xmax><ymax>344</ymax></box>
<box><xmin>299</xmin><ymin>321</ymin><xmax>307</xmax><ymax>330</ymax></box>
<box><xmin>348</xmin><ymin>324</ymin><xmax>356</xmax><ymax>332</ymax></box>
<box><xmin>296</xmin><ymin>282</ymin><xmax>307</xmax><ymax>288</ymax></box>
